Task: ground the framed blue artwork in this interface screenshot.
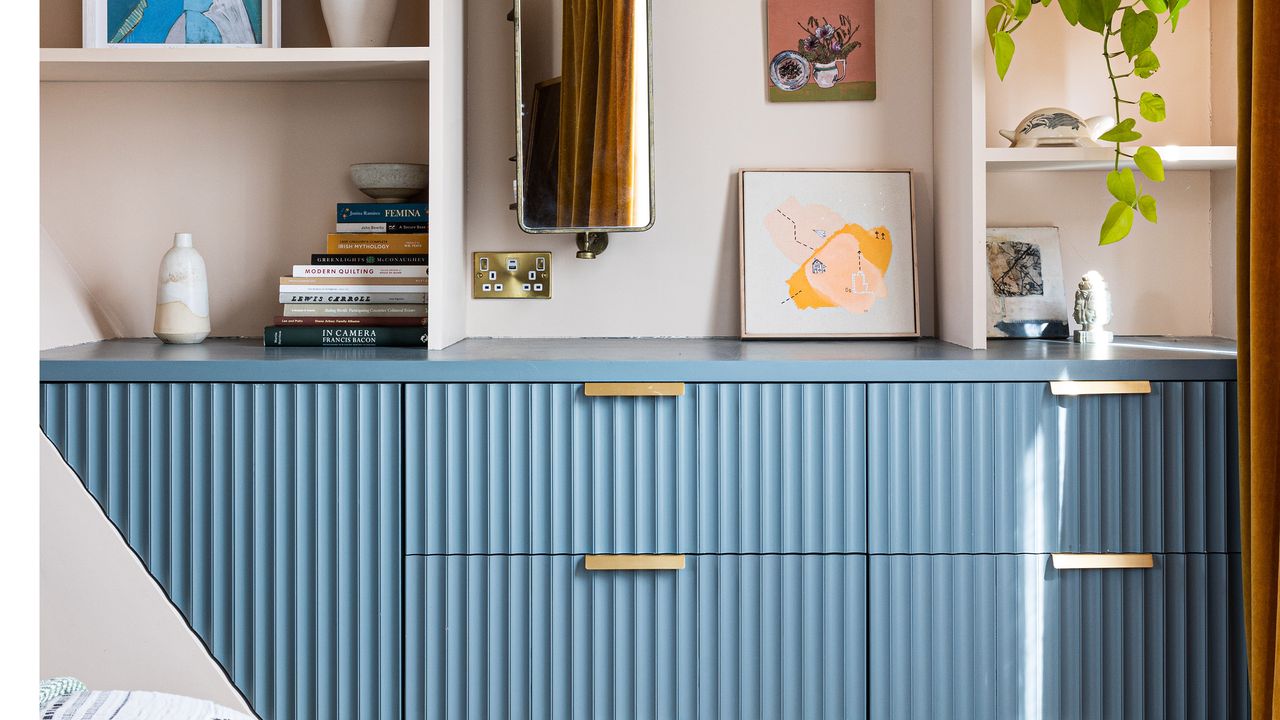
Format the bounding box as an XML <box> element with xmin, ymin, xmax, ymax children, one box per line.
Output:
<box><xmin>83</xmin><ymin>0</ymin><xmax>279</xmax><ymax>48</ymax></box>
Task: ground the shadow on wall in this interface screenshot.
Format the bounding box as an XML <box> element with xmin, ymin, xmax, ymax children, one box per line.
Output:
<box><xmin>41</xmin><ymin>226</ymin><xmax>120</xmax><ymax>350</ymax></box>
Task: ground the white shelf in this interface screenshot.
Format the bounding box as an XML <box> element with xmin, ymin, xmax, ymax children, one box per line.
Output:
<box><xmin>40</xmin><ymin>47</ymin><xmax>434</xmax><ymax>82</ymax></box>
<box><xmin>986</xmin><ymin>145</ymin><xmax>1237</xmax><ymax>173</ymax></box>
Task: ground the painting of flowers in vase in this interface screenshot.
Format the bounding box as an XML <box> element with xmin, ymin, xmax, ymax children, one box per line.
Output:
<box><xmin>766</xmin><ymin>0</ymin><xmax>876</xmax><ymax>102</ymax></box>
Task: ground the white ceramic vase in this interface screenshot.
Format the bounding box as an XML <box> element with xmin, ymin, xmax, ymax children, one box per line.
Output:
<box><xmin>154</xmin><ymin>233</ymin><xmax>211</xmax><ymax>345</ymax></box>
<box><xmin>321</xmin><ymin>0</ymin><xmax>399</xmax><ymax>47</ymax></box>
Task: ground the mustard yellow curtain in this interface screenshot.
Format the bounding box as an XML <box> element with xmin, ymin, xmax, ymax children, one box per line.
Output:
<box><xmin>1239</xmin><ymin>2</ymin><xmax>1280</xmax><ymax>716</ymax></box>
<box><xmin>558</xmin><ymin>0</ymin><xmax>636</xmax><ymax>228</ymax></box>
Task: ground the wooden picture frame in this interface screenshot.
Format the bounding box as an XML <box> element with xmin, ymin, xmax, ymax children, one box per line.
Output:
<box><xmin>738</xmin><ymin>169</ymin><xmax>920</xmax><ymax>339</ymax></box>
<box><xmin>83</xmin><ymin>0</ymin><xmax>281</xmax><ymax>48</ymax></box>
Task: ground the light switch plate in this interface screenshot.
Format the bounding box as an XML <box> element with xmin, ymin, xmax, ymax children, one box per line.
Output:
<box><xmin>472</xmin><ymin>252</ymin><xmax>552</xmax><ymax>299</ymax></box>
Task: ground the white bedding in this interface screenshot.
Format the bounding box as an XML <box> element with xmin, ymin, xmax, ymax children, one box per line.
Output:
<box><xmin>41</xmin><ymin>690</ymin><xmax>254</xmax><ymax>720</ymax></box>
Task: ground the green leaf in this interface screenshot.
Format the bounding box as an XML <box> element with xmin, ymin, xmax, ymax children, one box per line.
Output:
<box><xmin>1078</xmin><ymin>0</ymin><xmax>1107</xmax><ymax>32</ymax></box>
<box><xmin>993</xmin><ymin>31</ymin><xmax>1016</xmax><ymax>81</ymax></box>
<box><xmin>1120</xmin><ymin>8</ymin><xmax>1159</xmax><ymax>58</ymax></box>
<box><xmin>1134</xmin><ymin>49</ymin><xmax>1161</xmax><ymax>78</ymax></box>
<box><xmin>1107</xmin><ymin>168</ymin><xmax>1139</xmax><ymax>204</ymax></box>
<box><xmin>1098</xmin><ymin>118</ymin><xmax>1142</xmax><ymax>143</ymax></box>
<box><xmin>1014</xmin><ymin>0</ymin><xmax>1033</xmax><ymax>20</ymax></box>
<box><xmin>1058</xmin><ymin>0</ymin><xmax>1081</xmax><ymax>24</ymax></box>
<box><xmin>1139</xmin><ymin>91</ymin><xmax>1167</xmax><ymax>122</ymax></box>
<box><xmin>1134</xmin><ymin>145</ymin><xmax>1166</xmax><ymax>182</ymax></box>
<box><xmin>986</xmin><ymin>5</ymin><xmax>1006</xmax><ymax>42</ymax></box>
<box><xmin>1101</xmin><ymin>202</ymin><xmax>1136</xmax><ymax>245</ymax></box>
<box><xmin>1103</xmin><ymin>0</ymin><xmax>1122</xmax><ymax>15</ymax></box>
<box><xmin>1142</xmin><ymin>0</ymin><xmax>1168</xmax><ymax>11</ymax></box>
<box><xmin>1169</xmin><ymin>0</ymin><xmax>1190</xmax><ymax>31</ymax></box>
<box><xmin>1138</xmin><ymin>195</ymin><xmax>1159</xmax><ymax>223</ymax></box>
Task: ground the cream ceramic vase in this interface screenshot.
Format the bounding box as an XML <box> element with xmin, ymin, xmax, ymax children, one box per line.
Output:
<box><xmin>154</xmin><ymin>233</ymin><xmax>211</xmax><ymax>345</ymax></box>
<box><xmin>321</xmin><ymin>0</ymin><xmax>399</xmax><ymax>47</ymax></box>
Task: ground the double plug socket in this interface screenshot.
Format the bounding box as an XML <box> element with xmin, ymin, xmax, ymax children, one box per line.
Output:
<box><xmin>472</xmin><ymin>252</ymin><xmax>552</xmax><ymax>299</ymax></box>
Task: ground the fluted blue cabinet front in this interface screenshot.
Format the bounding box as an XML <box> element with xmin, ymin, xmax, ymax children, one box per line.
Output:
<box><xmin>405</xmin><ymin>554</ymin><xmax>868</xmax><ymax>720</ymax></box>
<box><xmin>867</xmin><ymin>382</ymin><xmax>1240</xmax><ymax>554</ymax></box>
<box><xmin>403</xmin><ymin>382</ymin><xmax>870</xmax><ymax>720</ymax></box>
<box><xmin>40</xmin><ymin>382</ymin><xmax>402</xmax><ymax>720</ymax></box>
<box><xmin>405</xmin><ymin>383</ymin><xmax>868</xmax><ymax>554</ymax></box>
<box><xmin>870</xmin><ymin>553</ymin><xmax>1248</xmax><ymax>719</ymax></box>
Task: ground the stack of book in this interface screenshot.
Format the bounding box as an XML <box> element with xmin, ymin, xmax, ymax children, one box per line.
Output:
<box><xmin>263</xmin><ymin>202</ymin><xmax>430</xmax><ymax>347</ymax></box>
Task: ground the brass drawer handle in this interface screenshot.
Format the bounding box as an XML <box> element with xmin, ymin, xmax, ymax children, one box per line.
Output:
<box><xmin>1051</xmin><ymin>553</ymin><xmax>1154</xmax><ymax>570</ymax></box>
<box><xmin>584</xmin><ymin>383</ymin><xmax>685</xmax><ymax>397</ymax></box>
<box><xmin>584</xmin><ymin>555</ymin><xmax>686</xmax><ymax>571</ymax></box>
<box><xmin>1050</xmin><ymin>381</ymin><xmax>1152</xmax><ymax>397</ymax></box>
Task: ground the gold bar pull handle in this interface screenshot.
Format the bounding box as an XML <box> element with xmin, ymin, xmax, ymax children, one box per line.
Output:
<box><xmin>584</xmin><ymin>555</ymin><xmax>686</xmax><ymax>571</ymax></box>
<box><xmin>584</xmin><ymin>383</ymin><xmax>685</xmax><ymax>398</ymax></box>
<box><xmin>1051</xmin><ymin>553</ymin><xmax>1154</xmax><ymax>570</ymax></box>
<box><xmin>1050</xmin><ymin>381</ymin><xmax>1152</xmax><ymax>397</ymax></box>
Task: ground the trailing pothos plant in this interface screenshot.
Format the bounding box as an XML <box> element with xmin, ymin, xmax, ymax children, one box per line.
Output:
<box><xmin>987</xmin><ymin>0</ymin><xmax>1191</xmax><ymax>245</ymax></box>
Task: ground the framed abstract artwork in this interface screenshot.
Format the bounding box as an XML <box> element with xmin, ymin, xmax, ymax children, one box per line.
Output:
<box><xmin>83</xmin><ymin>0</ymin><xmax>280</xmax><ymax>48</ymax></box>
<box><xmin>739</xmin><ymin>169</ymin><xmax>919</xmax><ymax>339</ymax></box>
<box><xmin>766</xmin><ymin>0</ymin><xmax>876</xmax><ymax>102</ymax></box>
<box><xmin>985</xmin><ymin>227</ymin><xmax>1071</xmax><ymax>339</ymax></box>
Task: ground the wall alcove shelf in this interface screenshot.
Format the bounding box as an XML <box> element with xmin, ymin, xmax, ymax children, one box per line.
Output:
<box><xmin>40</xmin><ymin>0</ymin><xmax>466</xmax><ymax>349</ymax></box>
<box><xmin>986</xmin><ymin>145</ymin><xmax>1238</xmax><ymax>173</ymax></box>
<box><xmin>39</xmin><ymin>47</ymin><xmax>435</xmax><ymax>82</ymax></box>
<box><xmin>934</xmin><ymin>1</ymin><xmax>1238</xmax><ymax>350</ymax></box>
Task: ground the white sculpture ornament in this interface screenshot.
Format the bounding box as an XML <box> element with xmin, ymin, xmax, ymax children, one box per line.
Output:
<box><xmin>1073</xmin><ymin>271</ymin><xmax>1114</xmax><ymax>344</ymax></box>
<box><xmin>1000</xmin><ymin>108</ymin><xmax>1116</xmax><ymax>148</ymax></box>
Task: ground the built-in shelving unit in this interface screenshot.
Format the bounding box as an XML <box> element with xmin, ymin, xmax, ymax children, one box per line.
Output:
<box><xmin>40</xmin><ymin>47</ymin><xmax>435</xmax><ymax>82</ymax></box>
<box><xmin>933</xmin><ymin>1</ymin><xmax>1238</xmax><ymax>350</ymax></box>
<box><xmin>986</xmin><ymin>145</ymin><xmax>1238</xmax><ymax>173</ymax></box>
<box><xmin>39</xmin><ymin>0</ymin><xmax>466</xmax><ymax>350</ymax></box>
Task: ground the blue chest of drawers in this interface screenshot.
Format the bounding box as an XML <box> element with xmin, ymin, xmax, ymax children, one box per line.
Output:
<box><xmin>40</xmin><ymin>337</ymin><xmax>1247</xmax><ymax>720</ymax></box>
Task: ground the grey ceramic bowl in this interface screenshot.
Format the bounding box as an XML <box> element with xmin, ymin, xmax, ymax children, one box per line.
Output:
<box><xmin>350</xmin><ymin>163</ymin><xmax>428</xmax><ymax>203</ymax></box>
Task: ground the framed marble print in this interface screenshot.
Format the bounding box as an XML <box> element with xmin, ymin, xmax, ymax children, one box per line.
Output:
<box><xmin>739</xmin><ymin>169</ymin><xmax>920</xmax><ymax>339</ymax></box>
<box><xmin>985</xmin><ymin>226</ymin><xmax>1071</xmax><ymax>339</ymax></box>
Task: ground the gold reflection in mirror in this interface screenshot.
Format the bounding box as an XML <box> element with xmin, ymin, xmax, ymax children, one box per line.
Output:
<box><xmin>518</xmin><ymin>0</ymin><xmax>653</xmax><ymax>232</ymax></box>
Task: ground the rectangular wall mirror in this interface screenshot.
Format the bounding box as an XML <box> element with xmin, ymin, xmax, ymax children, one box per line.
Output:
<box><xmin>514</xmin><ymin>0</ymin><xmax>655</xmax><ymax>234</ymax></box>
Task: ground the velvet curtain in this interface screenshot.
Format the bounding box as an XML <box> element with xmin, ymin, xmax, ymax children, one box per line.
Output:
<box><xmin>558</xmin><ymin>0</ymin><xmax>636</xmax><ymax>228</ymax></box>
<box><xmin>1239</xmin><ymin>1</ymin><xmax>1280</xmax><ymax>716</ymax></box>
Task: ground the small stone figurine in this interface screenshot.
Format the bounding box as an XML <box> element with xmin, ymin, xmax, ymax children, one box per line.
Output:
<box><xmin>1073</xmin><ymin>271</ymin><xmax>1114</xmax><ymax>344</ymax></box>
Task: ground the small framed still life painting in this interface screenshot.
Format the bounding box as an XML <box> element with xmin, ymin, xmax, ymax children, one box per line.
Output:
<box><xmin>739</xmin><ymin>170</ymin><xmax>920</xmax><ymax>339</ymax></box>
<box><xmin>985</xmin><ymin>227</ymin><xmax>1071</xmax><ymax>339</ymax></box>
<box><xmin>83</xmin><ymin>0</ymin><xmax>280</xmax><ymax>48</ymax></box>
<box><xmin>766</xmin><ymin>0</ymin><xmax>877</xmax><ymax>102</ymax></box>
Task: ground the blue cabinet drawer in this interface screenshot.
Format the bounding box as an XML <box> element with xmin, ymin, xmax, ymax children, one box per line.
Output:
<box><xmin>867</xmin><ymin>382</ymin><xmax>1239</xmax><ymax>554</ymax></box>
<box><xmin>405</xmin><ymin>554</ymin><xmax>868</xmax><ymax>720</ymax></box>
<box><xmin>40</xmin><ymin>382</ymin><xmax>403</xmax><ymax>720</ymax></box>
<box><xmin>870</xmin><ymin>553</ymin><xmax>1248</xmax><ymax>720</ymax></box>
<box><xmin>405</xmin><ymin>383</ymin><xmax>867</xmax><ymax>555</ymax></box>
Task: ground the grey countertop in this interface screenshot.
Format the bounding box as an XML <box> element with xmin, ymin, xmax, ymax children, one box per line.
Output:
<box><xmin>39</xmin><ymin>336</ymin><xmax>1238</xmax><ymax>384</ymax></box>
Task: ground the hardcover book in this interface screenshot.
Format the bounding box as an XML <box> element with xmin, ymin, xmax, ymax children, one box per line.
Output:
<box><xmin>293</xmin><ymin>265</ymin><xmax>429</xmax><ymax>278</ymax></box>
<box><xmin>326</xmin><ymin>234</ymin><xmax>428</xmax><ymax>255</ymax></box>
<box><xmin>280</xmin><ymin>276</ymin><xmax>427</xmax><ymax>289</ymax></box>
<box><xmin>272</xmin><ymin>316</ymin><xmax>429</xmax><ymax>327</ymax></box>
<box><xmin>336</xmin><ymin>203</ymin><xmax>428</xmax><ymax>223</ymax></box>
<box><xmin>282</xmin><ymin>304</ymin><xmax>428</xmax><ymax>317</ymax></box>
<box><xmin>336</xmin><ymin>222</ymin><xmax>430</xmax><ymax>234</ymax></box>
<box><xmin>310</xmin><ymin>254</ymin><xmax>428</xmax><ymax>266</ymax></box>
<box><xmin>279</xmin><ymin>293</ymin><xmax>429</xmax><ymax>304</ymax></box>
<box><xmin>264</xmin><ymin>326</ymin><xmax>430</xmax><ymax>347</ymax></box>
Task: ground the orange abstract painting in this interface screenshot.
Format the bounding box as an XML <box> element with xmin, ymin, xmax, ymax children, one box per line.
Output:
<box><xmin>740</xmin><ymin>171</ymin><xmax>918</xmax><ymax>338</ymax></box>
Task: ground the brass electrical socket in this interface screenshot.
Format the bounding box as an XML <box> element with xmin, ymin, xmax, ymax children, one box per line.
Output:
<box><xmin>472</xmin><ymin>252</ymin><xmax>552</xmax><ymax>299</ymax></box>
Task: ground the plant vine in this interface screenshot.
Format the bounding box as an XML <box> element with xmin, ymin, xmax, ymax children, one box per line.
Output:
<box><xmin>988</xmin><ymin>0</ymin><xmax>1190</xmax><ymax>245</ymax></box>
